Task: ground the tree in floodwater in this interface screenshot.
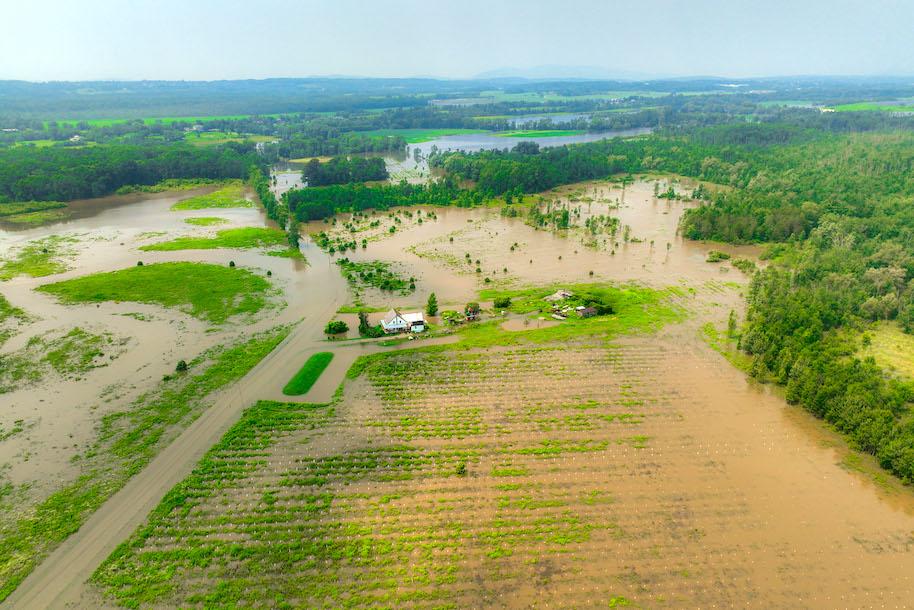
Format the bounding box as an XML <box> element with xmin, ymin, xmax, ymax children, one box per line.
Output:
<box><xmin>426</xmin><ymin>292</ymin><xmax>438</xmax><ymax>316</ymax></box>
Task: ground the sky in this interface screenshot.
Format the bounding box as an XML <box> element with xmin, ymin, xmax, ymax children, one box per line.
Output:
<box><xmin>2</xmin><ymin>0</ymin><xmax>914</xmax><ymax>81</ymax></box>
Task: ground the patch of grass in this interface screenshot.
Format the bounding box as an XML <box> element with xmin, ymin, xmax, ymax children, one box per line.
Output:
<box><xmin>0</xmin><ymin>327</ymin><xmax>122</xmax><ymax>393</ymax></box>
<box><xmin>860</xmin><ymin>321</ymin><xmax>914</xmax><ymax>379</ymax></box>
<box><xmin>183</xmin><ymin>216</ymin><xmax>228</xmax><ymax>226</ymax></box>
<box><xmin>0</xmin><ymin>235</ymin><xmax>78</xmax><ymax>281</ymax></box>
<box><xmin>116</xmin><ymin>178</ymin><xmax>227</xmax><ymax>195</ymax></box>
<box><xmin>140</xmin><ymin>227</ymin><xmax>288</xmax><ymax>252</ymax></box>
<box><xmin>337</xmin><ymin>304</ymin><xmax>386</xmax><ymax>314</ymax></box>
<box><xmin>1</xmin><ymin>210</ymin><xmax>70</xmax><ymax>225</ymax></box>
<box><xmin>357</xmin><ymin>128</ymin><xmax>487</xmax><ymax>143</ymax></box>
<box><xmin>37</xmin><ymin>262</ymin><xmax>274</xmax><ymax>324</ymax></box>
<box><xmin>283</xmin><ymin>352</ymin><xmax>334</xmax><ymax>396</ymax></box>
<box><xmin>701</xmin><ymin>322</ymin><xmax>752</xmax><ymax>373</ymax></box>
<box><xmin>496</xmin><ymin>130</ymin><xmax>586</xmax><ymax>138</ymax></box>
<box><xmin>0</xmin><ymin>295</ymin><xmax>29</xmax><ymax>347</ymax></box>
<box><xmin>0</xmin><ymin>326</ymin><xmax>290</xmax><ymax>601</ymax></box>
<box><xmin>0</xmin><ymin>201</ymin><xmax>66</xmax><ymax>218</ymax></box>
<box><xmin>170</xmin><ymin>181</ymin><xmax>252</xmax><ymax>210</ymax></box>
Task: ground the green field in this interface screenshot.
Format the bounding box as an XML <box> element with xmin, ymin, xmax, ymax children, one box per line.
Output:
<box><xmin>170</xmin><ymin>182</ymin><xmax>252</xmax><ymax>210</ymax></box>
<box><xmin>496</xmin><ymin>130</ymin><xmax>586</xmax><ymax>138</ymax></box>
<box><xmin>283</xmin><ymin>352</ymin><xmax>334</xmax><ymax>395</ymax></box>
<box><xmin>140</xmin><ymin>227</ymin><xmax>289</xmax><ymax>252</ymax></box>
<box><xmin>45</xmin><ymin>114</ymin><xmax>287</xmax><ymax>129</ymax></box>
<box><xmin>357</xmin><ymin>128</ymin><xmax>487</xmax><ymax>143</ymax></box>
<box><xmin>37</xmin><ymin>262</ymin><xmax>274</xmax><ymax>324</ymax></box>
<box><xmin>832</xmin><ymin>101</ymin><xmax>914</xmax><ymax>113</ymax></box>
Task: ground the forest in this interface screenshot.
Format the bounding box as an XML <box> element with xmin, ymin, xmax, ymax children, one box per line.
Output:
<box><xmin>302</xmin><ymin>156</ymin><xmax>388</xmax><ymax>186</ymax></box>
<box><xmin>0</xmin><ymin>143</ymin><xmax>262</xmax><ymax>202</ymax></box>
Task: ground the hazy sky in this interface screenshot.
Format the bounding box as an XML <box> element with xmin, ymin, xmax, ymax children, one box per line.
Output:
<box><xmin>2</xmin><ymin>0</ymin><xmax>913</xmax><ymax>81</ymax></box>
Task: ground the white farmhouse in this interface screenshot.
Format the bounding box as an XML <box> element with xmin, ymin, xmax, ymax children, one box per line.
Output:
<box><xmin>381</xmin><ymin>309</ymin><xmax>426</xmax><ymax>334</ymax></box>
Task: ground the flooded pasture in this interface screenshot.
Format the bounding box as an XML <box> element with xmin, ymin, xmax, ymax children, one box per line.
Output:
<box><xmin>2</xmin><ymin>176</ymin><xmax>914</xmax><ymax>608</ymax></box>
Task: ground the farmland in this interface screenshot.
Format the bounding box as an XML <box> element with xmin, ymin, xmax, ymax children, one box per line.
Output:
<box><xmin>93</xmin><ymin>308</ymin><xmax>914</xmax><ymax>607</ymax></box>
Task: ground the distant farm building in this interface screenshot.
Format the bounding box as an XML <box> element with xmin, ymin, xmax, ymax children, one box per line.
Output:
<box><xmin>381</xmin><ymin>309</ymin><xmax>426</xmax><ymax>333</ymax></box>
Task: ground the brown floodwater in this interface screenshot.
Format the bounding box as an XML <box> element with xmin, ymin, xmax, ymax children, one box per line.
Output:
<box><xmin>0</xmin><ymin>187</ymin><xmax>347</xmax><ymax>500</ymax></box>
<box><xmin>4</xmin><ymin>177</ymin><xmax>914</xmax><ymax>608</ymax></box>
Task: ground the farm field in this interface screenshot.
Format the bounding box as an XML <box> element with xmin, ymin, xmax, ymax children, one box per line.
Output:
<box><xmin>832</xmin><ymin>101</ymin><xmax>914</xmax><ymax>112</ymax></box>
<box><xmin>92</xmin><ymin>312</ymin><xmax>914</xmax><ymax>608</ymax></box>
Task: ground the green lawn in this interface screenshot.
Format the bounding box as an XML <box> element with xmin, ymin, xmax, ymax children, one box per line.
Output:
<box><xmin>283</xmin><ymin>352</ymin><xmax>334</xmax><ymax>395</ymax></box>
<box><xmin>170</xmin><ymin>182</ymin><xmax>252</xmax><ymax>210</ymax></box>
<box><xmin>37</xmin><ymin>262</ymin><xmax>273</xmax><ymax>324</ymax></box>
<box><xmin>140</xmin><ymin>227</ymin><xmax>288</xmax><ymax>252</ymax></box>
<box><xmin>357</xmin><ymin>128</ymin><xmax>487</xmax><ymax>143</ymax></box>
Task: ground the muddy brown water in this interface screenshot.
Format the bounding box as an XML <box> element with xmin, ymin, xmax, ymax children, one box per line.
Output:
<box><xmin>3</xmin><ymin>178</ymin><xmax>914</xmax><ymax>607</ymax></box>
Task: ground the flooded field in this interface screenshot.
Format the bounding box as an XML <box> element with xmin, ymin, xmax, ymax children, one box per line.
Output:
<box><xmin>0</xmin><ymin>187</ymin><xmax>343</xmax><ymax>516</ymax></box>
<box><xmin>5</xmin><ymin>178</ymin><xmax>914</xmax><ymax>607</ymax></box>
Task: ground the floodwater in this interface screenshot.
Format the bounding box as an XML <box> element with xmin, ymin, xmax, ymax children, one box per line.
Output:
<box><xmin>3</xmin><ymin>177</ymin><xmax>914</xmax><ymax>608</ymax></box>
<box><xmin>276</xmin><ymin>128</ymin><xmax>651</xmax><ymax>183</ymax></box>
<box><xmin>406</xmin><ymin>127</ymin><xmax>651</xmax><ymax>158</ymax></box>
<box><xmin>305</xmin><ymin>178</ymin><xmax>759</xmax><ymax>310</ymax></box>
<box><xmin>0</xmin><ymin>187</ymin><xmax>346</xmax><ymax>501</ymax></box>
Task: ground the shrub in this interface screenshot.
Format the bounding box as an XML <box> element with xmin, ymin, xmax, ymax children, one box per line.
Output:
<box><xmin>493</xmin><ymin>296</ymin><xmax>511</xmax><ymax>309</ymax></box>
<box><xmin>706</xmin><ymin>250</ymin><xmax>731</xmax><ymax>263</ymax></box>
<box><xmin>325</xmin><ymin>320</ymin><xmax>348</xmax><ymax>335</ymax></box>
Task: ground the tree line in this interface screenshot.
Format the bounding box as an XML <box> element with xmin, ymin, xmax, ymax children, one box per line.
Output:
<box><xmin>0</xmin><ymin>142</ymin><xmax>262</xmax><ymax>203</ymax></box>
